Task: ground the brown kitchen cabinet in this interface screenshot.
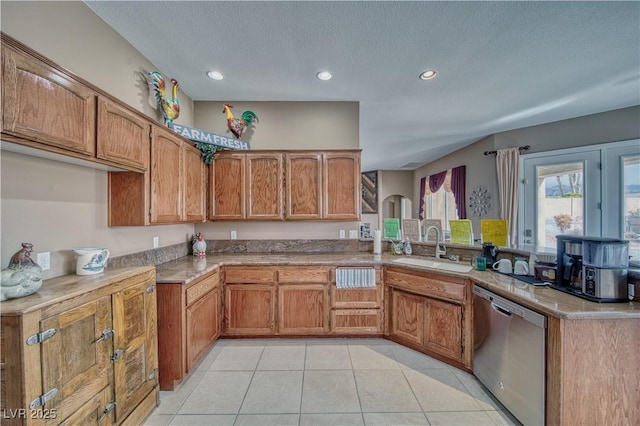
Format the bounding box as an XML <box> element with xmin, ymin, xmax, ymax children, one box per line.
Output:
<box><xmin>277</xmin><ymin>266</ymin><xmax>330</xmax><ymax>335</ymax></box>
<box><xmin>329</xmin><ymin>266</ymin><xmax>383</xmax><ymax>334</ymax></box>
<box><xmin>222</xmin><ymin>266</ymin><xmax>277</xmax><ymax>336</ymax></box>
<box><xmin>108</xmin><ymin>127</ymin><xmax>206</xmax><ymax>226</ymax></box>
<box><xmin>1</xmin><ymin>34</ymin><xmax>151</xmax><ymax>173</ymax></box>
<box><xmin>285</xmin><ymin>152</ymin><xmax>323</xmax><ymax>220</ymax></box>
<box><xmin>385</xmin><ymin>267</ymin><xmax>471</xmax><ymax>369</ymax></box>
<box><xmin>322</xmin><ymin>151</ymin><xmax>361</xmax><ymax>220</ymax></box>
<box><xmin>1</xmin><ymin>39</ymin><xmax>96</xmax><ymax>157</ymax></box>
<box><xmin>209</xmin><ymin>152</ymin><xmax>283</xmax><ymax>221</ymax></box>
<box><xmin>96</xmin><ymin>96</ymin><xmax>150</xmax><ymax>172</ymax></box>
<box><xmin>0</xmin><ymin>267</ymin><xmax>158</xmax><ymax>426</ymax></box>
<box><xmin>156</xmin><ymin>269</ymin><xmax>220</xmax><ymax>390</ymax></box>
<box><xmin>285</xmin><ymin>151</ymin><xmax>361</xmax><ymax>221</ymax></box>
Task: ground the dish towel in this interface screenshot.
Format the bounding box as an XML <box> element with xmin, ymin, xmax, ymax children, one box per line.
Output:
<box><xmin>336</xmin><ymin>268</ymin><xmax>376</xmax><ymax>289</ymax></box>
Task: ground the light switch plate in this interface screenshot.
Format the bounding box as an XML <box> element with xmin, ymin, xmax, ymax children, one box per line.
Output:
<box><xmin>231</xmin><ymin>230</ymin><xmax>237</xmax><ymax>240</ymax></box>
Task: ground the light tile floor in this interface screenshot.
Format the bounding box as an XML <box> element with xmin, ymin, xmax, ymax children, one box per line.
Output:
<box><xmin>144</xmin><ymin>338</ymin><xmax>521</xmax><ymax>426</ymax></box>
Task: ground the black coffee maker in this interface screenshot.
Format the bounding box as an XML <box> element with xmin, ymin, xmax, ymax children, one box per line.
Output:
<box><xmin>482</xmin><ymin>242</ymin><xmax>499</xmax><ymax>265</ymax></box>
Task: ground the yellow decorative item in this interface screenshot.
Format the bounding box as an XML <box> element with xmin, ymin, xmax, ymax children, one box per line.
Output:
<box><xmin>480</xmin><ymin>219</ymin><xmax>510</xmax><ymax>247</ymax></box>
<box><xmin>147</xmin><ymin>71</ymin><xmax>180</xmax><ymax>126</ymax></box>
<box><xmin>449</xmin><ymin>219</ymin><xmax>474</xmax><ymax>245</ymax></box>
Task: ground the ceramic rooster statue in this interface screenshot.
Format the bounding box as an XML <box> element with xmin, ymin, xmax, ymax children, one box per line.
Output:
<box><xmin>192</xmin><ymin>233</ymin><xmax>207</xmax><ymax>258</ymax></box>
<box><xmin>148</xmin><ymin>71</ymin><xmax>180</xmax><ymax>126</ymax></box>
<box><xmin>223</xmin><ymin>104</ymin><xmax>258</xmax><ymax>139</ymax></box>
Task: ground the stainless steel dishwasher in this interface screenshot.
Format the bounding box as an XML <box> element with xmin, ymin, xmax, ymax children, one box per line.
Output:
<box><xmin>473</xmin><ymin>285</ymin><xmax>547</xmax><ymax>426</ymax></box>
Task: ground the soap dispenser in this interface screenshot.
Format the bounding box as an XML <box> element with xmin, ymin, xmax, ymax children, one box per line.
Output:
<box><xmin>403</xmin><ymin>238</ymin><xmax>413</xmax><ymax>255</ymax></box>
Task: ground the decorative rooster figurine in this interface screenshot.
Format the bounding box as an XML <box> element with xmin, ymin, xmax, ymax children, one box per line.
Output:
<box><xmin>191</xmin><ymin>233</ymin><xmax>207</xmax><ymax>258</ymax></box>
<box><xmin>223</xmin><ymin>104</ymin><xmax>258</xmax><ymax>139</ymax></box>
<box><xmin>147</xmin><ymin>71</ymin><xmax>180</xmax><ymax>126</ymax></box>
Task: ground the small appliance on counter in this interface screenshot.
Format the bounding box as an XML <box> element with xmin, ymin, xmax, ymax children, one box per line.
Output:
<box><xmin>554</xmin><ymin>235</ymin><xmax>628</xmax><ymax>302</ymax></box>
<box><xmin>481</xmin><ymin>242</ymin><xmax>499</xmax><ymax>265</ymax></box>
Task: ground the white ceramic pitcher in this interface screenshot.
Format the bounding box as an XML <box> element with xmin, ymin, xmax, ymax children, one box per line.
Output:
<box><xmin>72</xmin><ymin>248</ymin><xmax>110</xmax><ymax>275</ymax></box>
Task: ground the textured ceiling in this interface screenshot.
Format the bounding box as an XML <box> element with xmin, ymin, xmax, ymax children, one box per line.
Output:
<box><xmin>85</xmin><ymin>1</ymin><xmax>640</xmax><ymax>171</ymax></box>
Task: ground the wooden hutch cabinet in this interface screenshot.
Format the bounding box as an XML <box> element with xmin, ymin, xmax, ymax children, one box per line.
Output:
<box><xmin>0</xmin><ymin>267</ymin><xmax>158</xmax><ymax>426</ymax></box>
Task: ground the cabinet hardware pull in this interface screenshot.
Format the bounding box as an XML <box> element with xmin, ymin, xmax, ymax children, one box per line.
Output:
<box><xmin>103</xmin><ymin>401</ymin><xmax>116</xmax><ymax>415</ymax></box>
<box><xmin>111</xmin><ymin>349</ymin><xmax>124</xmax><ymax>362</ymax></box>
<box><xmin>26</xmin><ymin>328</ymin><xmax>57</xmax><ymax>345</ymax></box>
<box><xmin>148</xmin><ymin>368</ymin><xmax>159</xmax><ymax>380</ymax></box>
<box><xmin>146</xmin><ymin>284</ymin><xmax>156</xmax><ymax>293</ymax></box>
<box><xmin>95</xmin><ymin>327</ymin><xmax>114</xmax><ymax>343</ymax></box>
<box><xmin>29</xmin><ymin>387</ymin><xmax>58</xmax><ymax>409</ymax></box>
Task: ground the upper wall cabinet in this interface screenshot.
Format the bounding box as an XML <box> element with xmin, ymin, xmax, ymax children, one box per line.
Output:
<box><xmin>1</xmin><ymin>33</ymin><xmax>149</xmax><ymax>173</ymax></box>
<box><xmin>1</xmin><ymin>41</ymin><xmax>97</xmax><ymax>156</ymax></box>
<box><xmin>109</xmin><ymin>127</ymin><xmax>207</xmax><ymax>226</ymax></box>
<box><xmin>97</xmin><ymin>96</ymin><xmax>150</xmax><ymax>171</ymax></box>
<box><xmin>211</xmin><ymin>150</ymin><xmax>361</xmax><ymax>222</ymax></box>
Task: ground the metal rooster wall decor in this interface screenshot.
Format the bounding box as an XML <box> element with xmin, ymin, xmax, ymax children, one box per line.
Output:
<box><xmin>147</xmin><ymin>71</ymin><xmax>180</xmax><ymax>126</ymax></box>
<box><xmin>223</xmin><ymin>104</ymin><xmax>258</xmax><ymax>139</ymax></box>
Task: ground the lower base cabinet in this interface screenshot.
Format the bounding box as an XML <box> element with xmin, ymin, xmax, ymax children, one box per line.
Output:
<box><xmin>0</xmin><ymin>267</ymin><xmax>158</xmax><ymax>426</ymax></box>
<box><xmin>156</xmin><ymin>268</ymin><xmax>221</xmax><ymax>390</ymax></box>
<box><xmin>385</xmin><ymin>267</ymin><xmax>470</xmax><ymax>369</ymax></box>
<box><xmin>278</xmin><ymin>284</ymin><xmax>329</xmax><ymax>334</ymax></box>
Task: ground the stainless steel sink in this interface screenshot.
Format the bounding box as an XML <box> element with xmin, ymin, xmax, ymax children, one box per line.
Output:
<box><xmin>392</xmin><ymin>257</ymin><xmax>473</xmax><ymax>273</ymax></box>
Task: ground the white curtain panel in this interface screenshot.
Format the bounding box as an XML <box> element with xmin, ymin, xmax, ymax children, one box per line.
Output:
<box><xmin>496</xmin><ymin>148</ymin><xmax>520</xmax><ymax>246</ymax></box>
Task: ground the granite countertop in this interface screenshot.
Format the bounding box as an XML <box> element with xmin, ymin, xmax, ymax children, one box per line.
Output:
<box><xmin>154</xmin><ymin>253</ymin><xmax>640</xmax><ymax>320</ymax></box>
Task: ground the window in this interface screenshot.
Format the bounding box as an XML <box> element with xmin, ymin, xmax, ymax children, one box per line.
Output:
<box><xmin>520</xmin><ymin>139</ymin><xmax>640</xmax><ymax>260</ymax></box>
<box><xmin>424</xmin><ymin>186</ymin><xmax>459</xmax><ymax>233</ymax></box>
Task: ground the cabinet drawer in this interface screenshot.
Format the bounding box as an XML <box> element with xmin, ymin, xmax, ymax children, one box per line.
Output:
<box><xmin>225</xmin><ymin>266</ymin><xmax>277</xmax><ymax>283</ymax></box>
<box><xmin>186</xmin><ymin>271</ymin><xmax>219</xmax><ymax>306</ymax></box>
<box><xmin>330</xmin><ymin>284</ymin><xmax>382</xmax><ymax>309</ymax></box>
<box><xmin>331</xmin><ymin>309</ymin><xmax>382</xmax><ymax>334</ymax></box>
<box><xmin>386</xmin><ymin>269</ymin><xmax>466</xmax><ymax>302</ymax></box>
<box><xmin>279</xmin><ymin>266</ymin><xmax>331</xmax><ymax>283</ymax></box>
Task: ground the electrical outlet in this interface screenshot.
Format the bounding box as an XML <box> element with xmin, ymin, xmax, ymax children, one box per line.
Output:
<box><xmin>153</xmin><ymin>236</ymin><xmax>159</xmax><ymax>248</ymax></box>
<box><xmin>231</xmin><ymin>230</ymin><xmax>237</xmax><ymax>240</ymax></box>
<box><xmin>349</xmin><ymin>230</ymin><xmax>358</xmax><ymax>239</ymax></box>
<box><xmin>37</xmin><ymin>252</ymin><xmax>51</xmax><ymax>271</ymax></box>
<box><xmin>339</xmin><ymin>230</ymin><xmax>346</xmax><ymax>239</ymax></box>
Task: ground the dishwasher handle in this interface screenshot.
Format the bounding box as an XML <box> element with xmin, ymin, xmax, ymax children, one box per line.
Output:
<box><xmin>490</xmin><ymin>302</ymin><xmax>513</xmax><ymax>317</ymax></box>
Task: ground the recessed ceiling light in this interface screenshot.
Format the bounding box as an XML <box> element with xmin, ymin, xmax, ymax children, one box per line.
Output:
<box><xmin>419</xmin><ymin>70</ymin><xmax>437</xmax><ymax>80</ymax></box>
<box><xmin>316</xmin><ymin>71</ymin><xmax>332</xmax><ymax>81</ymax></box>
<box><xmin>206</xmin><ymin>70</ymin><xmax>224</xmax><ymax>80</ymax></box>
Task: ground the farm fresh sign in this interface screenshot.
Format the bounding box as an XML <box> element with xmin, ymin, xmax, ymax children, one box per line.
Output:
<box><xmin>168</xmin><ymin>123</ymin><xmax>250</xmax><ymax>150</ymax></box>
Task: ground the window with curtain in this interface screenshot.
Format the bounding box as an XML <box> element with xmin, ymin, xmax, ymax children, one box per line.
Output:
<box><xmin>419</xmin><ymin>166</ymin><xmax>466</xmax><ymax>234</ymax></box>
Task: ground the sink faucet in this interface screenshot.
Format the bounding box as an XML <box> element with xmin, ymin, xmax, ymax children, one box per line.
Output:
<box><xmin>425</xmin><ymin>226</ymin><xmax>447</xmax><ymax>259</ymax></box>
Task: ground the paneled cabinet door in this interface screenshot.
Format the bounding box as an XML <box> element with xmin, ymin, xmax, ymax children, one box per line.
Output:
<box><xmin>278</xmin><ymin>284</ymin><xmax>329</xmax><ymax>334</ymax></box>
<box><xmin>40</xmin><ymin>297</ymin><xmax>112</xmax><ymax>425</ymax></box>
<box><xmin>150</xmin><ymin>126</ymin><xmax>183</xmax><ymax>223</ymax></box>
<box><xmin>210</xmin><ymin>153</ymin><xmax>246</xmax><ymax>220</ymax></box>
<box><xmin>58</xmin><ymin>386</ymin><xmax>114</xmax><ymax>426</ymax></box>
<box><xmin>285</xmin><ymin>153</ymin><xmax>323</xmax><ymax>220</ymax></box>
<box><xmin>390</xmin><ymin>289</ymin><xmax>423</xmax><ymax>345</ymax></box>
<box><xmin>184</xmin><ymin>143</ymin><xmax>207</xmax><ymax>222</ymax></box>
<box><xmin>96</xmin><ymin>96</ymin><xmax>150</xmax><ymax>172</ymax></box>
<box><xmin>246</xmin><ymin>153</ymin><xmax>284</xmax><ymax>220</ymax></box>
<box><xmin>323</xmin><ymin>152</ymin><xmax>361</xmax><ymax>220</ymax></box>
<box><xmin>224</xmin><ymin>284</ymin><xmax>276</xmax><ymax>335</ymax></box>
<box><xmin>186</xmin><ymin>286</ymin><xmax>220</xmax><ymax>372</ymax></box>
<box><xmin>423</xmin><ymin>298</ymin><xmax>462</xmax><ymax>361</ymax></box>
<box><xmin>112</xmin><ymin>280</ymin><xmax>158</xmax><ymax>422</ymax></box>
<box><xmin>1</xmin><ymin>44</ymin><xmax>96</xmax><ymax>156</ymax></box>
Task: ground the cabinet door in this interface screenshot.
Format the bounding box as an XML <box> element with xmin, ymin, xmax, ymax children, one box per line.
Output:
<box><xmin>184</xmin><ymin>143</ymin><xmax>207</xmax><ymax>222</ymax></box>
<box><xmin>210</xmin><ymin>153</ymin><xmax>246</xmax><ymax>220</ymax></box>
<box><xmin>278</xmin><ymin>284</ymin><xmax>329</xmax><ymax>334</ymax></box>
<box><xmin>389</xmin><ymin>289</ymin><xmax>423</xmax><ymax>345</ymax></box>
<box><xmin>285</xmin><ymin>153</ymin><xmax>322</xmax><ymax>220</ymax></box>
<box><xmin>246</xmin><ymin>153</ymin><xmax>284</xmax><ymax>220</ymax></box>
<box><xmin>57</xmin><ymin>386</ymin><xmax>113</xmax><ymax>426</ymax></box>
<box><xmin>112</xmin><ymin>280</ymin><xmax>158</xmax><ymax>422</ymax></box>
<box><xmin>186</xmin><ymin>287</ymin><xmax>220</xmax><ymax>372</ymax></box>
<box><xmin>96</xmin><ymin>96</ymin><xmax>150</xmax><ymax>172</ymax></box>
<box><xmin>150</xmin><ymin>126</ymin><xmax>183</xmax><ymax>223</ymax></box>
<box><xmin>2</xmin><ymin>45</ymin><xmax>96</xmax><ymax>155</ymax></box>
<box><xmin>224</xmin><ymin>284</ymin><xmax>275</xmax><ymax>335</ymax></box>
<box><xmin>423</xmin><ymin>298</ymin><xmax>462</xmax><ymax>361</ymax></box>
<box><xmin>40</xmin><ymin>297</ymin><xmax>112</xmax><ymax>423</ymax></box>
<box><xmin>323</xmin><ymin>152</ymin><xmax>360</xmax><ymax>220</ymax></box>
